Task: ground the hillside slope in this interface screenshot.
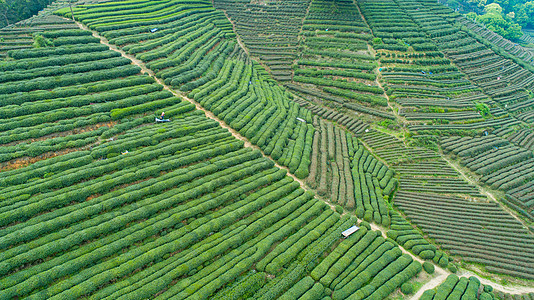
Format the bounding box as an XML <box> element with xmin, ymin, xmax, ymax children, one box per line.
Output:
<box><xmin>0</xmin><ymin>0</ymin><xmax>533</xmax><ymax>298</ymax></box>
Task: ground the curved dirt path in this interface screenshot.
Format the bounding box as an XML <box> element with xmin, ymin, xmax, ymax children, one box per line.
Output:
<box><xmin>355</xmin><ymin>1</ymin><xmax>403</xmax><ymax>126</ymax></box>
<box><xmin>440</xmin><ymin>153</ymin><xmax>532</xmax><ymax>233</ymax></box>
<box><xmin>410</xmin><ymin>271</ymin><xmax>450</xmax><ymax>300</ymax></box>
<box><xmin>221</xmin><ymin>11</ymin><xmax>249</xmax><ymax>56</ymax></box>
<box><xmin>458</xmin><ymin>270</ymin><xmax>534</xmax><ymax>294</ymax></box>
<box><xmin>409</xmin><ymin>266</ymin><xmax>534</xmax><ymax>299</ymax></box>
<box><xmin>73</xmin><ymin>19</ymin><xmax>324</xmax><ymax>206</ymax></box>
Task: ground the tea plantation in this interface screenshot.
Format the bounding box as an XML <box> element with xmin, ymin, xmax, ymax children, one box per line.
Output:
<box><xmin>0</xmin><ymin>0</ymin><xmax>533</xmax><ymax>298</ymax></box>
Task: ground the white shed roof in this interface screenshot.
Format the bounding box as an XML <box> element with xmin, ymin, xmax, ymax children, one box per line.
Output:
<box><xmin>342</xmin><ymin>225</ymin><xmax>359</xmax><ymax>238</ymax></box>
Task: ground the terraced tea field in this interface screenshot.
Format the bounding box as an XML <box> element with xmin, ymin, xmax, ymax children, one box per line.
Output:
<box><xmin>1</xmin><ymin>0</ymin><xmax>534</xmax><ymax>298</ymax></box>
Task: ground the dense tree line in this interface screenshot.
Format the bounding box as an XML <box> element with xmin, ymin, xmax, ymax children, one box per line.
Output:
<box><xmin>448</xmin><ymin>0</ymin><xmax>534</xmax><ymax>40</ymax></box>
<box><xmin>0</xmin><ymin>0</ymin><xmax>55</xmax><ymax>28</ymax></box>
<box><xmin>464</xmin><ymin>0</ymin><xmax>534</xmax><ymax>28</ymax></box>
<box><xmin>464</xmin><ymin>3</ymin><xmax>523</xmax><ymax>40</ymax></box>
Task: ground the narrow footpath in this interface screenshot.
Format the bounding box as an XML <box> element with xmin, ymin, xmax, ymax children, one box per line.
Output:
<box><xmin>73</xmin><ymin>20</ymin><xmax>331</xmax><ymax>208</ymax></box>
<box><xmin>410</xmin><ymin>272</ymin><xmax>449</xmax><ymax>300</ymax></box>
<box><xmin>440</xmin><ymin>153</ymin><xmax>533</xmax><ymax>234</ymax></box>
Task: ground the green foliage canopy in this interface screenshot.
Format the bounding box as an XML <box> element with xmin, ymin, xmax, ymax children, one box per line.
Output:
<box><xmin>0</xmin><ymin>0</ymin><xmax>54</xmax><ymax>28</ymax></box>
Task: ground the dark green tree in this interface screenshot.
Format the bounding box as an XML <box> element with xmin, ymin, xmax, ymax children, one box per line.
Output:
<box><xmin>0</xmin><ymin>0</ymin><xmax>55</xmax><ymax>28</ymax></box>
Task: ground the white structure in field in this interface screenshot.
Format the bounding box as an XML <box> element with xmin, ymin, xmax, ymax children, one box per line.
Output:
<box><xmin>342</xmin><ymin>226</ymin><xmax>359</xmax><ymax>238</ymax></box>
